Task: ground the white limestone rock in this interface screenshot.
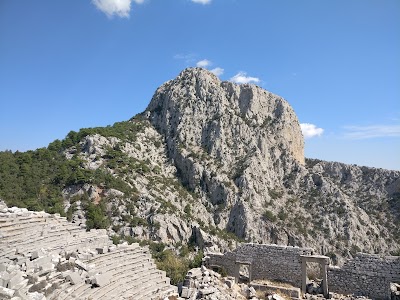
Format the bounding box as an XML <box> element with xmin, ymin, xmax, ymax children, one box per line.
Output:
<box><xmin>0</xmin><ymin>286</ymin><xmax>15</xmax><ymax>299</ymax></box>
<box><xmin>65</xmin><ymin>272</ymin><xmax>82</xmax><ymax>285</ymax></box>
<box><xmin>92</xmin><ymin>273</ymin><xmax>111</xmax><ymax>287</ymax></box>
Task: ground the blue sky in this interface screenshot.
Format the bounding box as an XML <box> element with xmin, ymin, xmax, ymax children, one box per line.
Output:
<box><xmin>0</xmin><ymin>0</ymin><xmax>399</xmax><ymax>170</ymax></box>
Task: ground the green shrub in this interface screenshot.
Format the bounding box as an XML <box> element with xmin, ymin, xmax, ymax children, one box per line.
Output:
<box><xmin>189</xmin><ymin>251</ymin><xmax>203</xmax><ymax>269</ymax></box>
<box><xmin>390</xmin><ymin>249</ymin><xmax>400</xmax><ymax>256</ymax></box>
<box><xmin>111</xmin><ymin>235</ymin><xmax>121</xmax><ymax>245</ymax></box>
<box><xmin>213</xmin><ymin>266</ymin><xmax>227</xmax><ymax>277</ymax></box>
<box><xmin>326</xmin><ymin>252</ymin><xmax>338</xmax><ymax>265</ymax></box>
<box><xmin>278</xmin><ymin>209</ymin><xmax>288</xmax><ymax>221</ymax></box>
<box><xmin>263</xmin><ymin>210</ymin><xmax>277</xmax><ymax>222</ymax></box>
<box><xmin>84</xmin><ymin>200</ymin><xmax>110</xmax><ymax>230</ymax></box>
<box><xmin>184</xmin><ymin>204</ymin><xmax>192</xmax><ymax>218</ymax></box>
<box><xmin>0</xmin><ymin>119</ymin><xmax>144</xmax><ymax>217</ymax></box>
<box><xmin>268</xmin><ymin>189</ymin><xmax>283</xmax><ymax>199</ymax></box>
<box><xmin>180</xmin><ymin>245</ymin><xmax>190</xmax><ymax>257</ymax></box>
<box><xmin>350</xmin><ymin>244</ymin><xmax>361</xmax><ymax>256</ymax></box>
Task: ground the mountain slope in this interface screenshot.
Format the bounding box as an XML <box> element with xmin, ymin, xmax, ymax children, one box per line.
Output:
<box><xmin>0</xmin><ymin>68</ymin><xmax>399</xmax><ymax>266</ymax></box>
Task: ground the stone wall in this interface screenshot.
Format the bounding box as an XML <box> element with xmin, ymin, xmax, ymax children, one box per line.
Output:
<box><xmin>205</xmin><ymin>243</ymin><xmax>313</xmax><ymax>287</ymax></box>
<box><xmin>206</xmin><ymin>250</ymin><xmax>237</xmax><ymax>276</ymax></box>
<box><xmin>205</xmin><ymin>243</ymin><xmax>400</xmax><ymax>299</ymax></box>
<box><xmin>328</xmin><ymin>253</ymin><xmax>400</xmax><ymax>300</ymax></box>
<box><xmin>237</xmin><ymin>244</ymin><xmax>313</xmax><ymax>286</ymax></box>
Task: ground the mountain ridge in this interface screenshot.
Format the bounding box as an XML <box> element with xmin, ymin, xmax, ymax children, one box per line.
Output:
<box><xmin>0</xmin><ymin>68</ymin><xmax>399</xmax><ymax>268</ymax></box>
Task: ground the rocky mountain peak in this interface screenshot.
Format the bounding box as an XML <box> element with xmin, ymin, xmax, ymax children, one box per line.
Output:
<box><xmin>139</xmin><ymin>69</ymin><xmax>399</xmax><ymax>261</ymax></box>
<box><xmin>146</xmin><ymin>67</ymin><xmax>305</xmax><ymax>166</ymax></box>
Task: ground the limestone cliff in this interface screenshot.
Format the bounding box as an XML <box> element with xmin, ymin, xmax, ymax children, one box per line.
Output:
<box><xmin>139</xmin><ymin>68</ymin><xmax>399</xmax><ymax>263</ymax></box>
<box><xmin>147</xmin><ymin>68</ymin><xmax>304</xmax><ymax>166</ymax></box>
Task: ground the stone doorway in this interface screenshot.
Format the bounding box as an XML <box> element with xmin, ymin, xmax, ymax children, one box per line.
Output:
<box><xmin>304</xmin><ymin>261</ymin><xmax>324</xmax><ymax>294</ymax></box>
<box><xmin>235</xmin><ymin>261</ymin><xmax>252</xmax><ymax>283</ymax></box>
<box><xmin>301</xmin><ymin>255</ymin><xmax>330</xmax><ymax>298</ymax></box>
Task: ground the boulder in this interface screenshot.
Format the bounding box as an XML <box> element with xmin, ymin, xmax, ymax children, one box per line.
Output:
<box><xmin>0</xmin><ymin>286</ymin><xmax>15</xmax><ymax>299</ymax></box>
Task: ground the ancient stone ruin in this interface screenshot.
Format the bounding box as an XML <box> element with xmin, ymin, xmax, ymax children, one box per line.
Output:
<box><xmin>0</xmin><ymin>202</ymin><xmax>177</xmax><ymax>300</ymax></box>
<box><xmin>1</xmin><ymin>197</ymin><xmax>399</xmax><ymax>300</ymax></box>
<box><xmin>204</xmin><ymin>243</ymin><xmax>400</xmax><ymax>300</ymax></box>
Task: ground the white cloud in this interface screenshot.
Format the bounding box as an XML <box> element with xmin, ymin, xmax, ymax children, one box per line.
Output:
<box><xmin>196</xmin><ymin>59</ymin><xmax>211</xmax><ymax>68</ymax></box>
<box><xmin>173</xmin><ymin>53</ymin><xmax>197</xmax><ymax>64</ymax></box>
<box><xmin>343</xmin><ymin>125</ymin><xmax>400</xmax><ymax>139</ymax></box>
<box><xmin>210</xmin><ymin>67</ymin><xmax>224</xmax><ymax>76</ymax></box>
<box><xmin>300</xmin><ymin>123</ymin><xmax>324</xmax><ymax>139</ymax></box>
<box><xmin>176</xmin><ymin>56</ymin><xmax>223</xmax><ymax>76</ymax></box>
<box><xmin>230</xmin><ymin>72</ymin><xmax>260</xmax><ymax>84</ymax></box>
<box><xmin>92</xmin><ymin>0</ymin><xmax>144</xmax><ymax>18</ymax></box>
<box><xmin>191</xmin><ymin>0</ymin><xmax>212</xmax><ymax>4</ymax></box>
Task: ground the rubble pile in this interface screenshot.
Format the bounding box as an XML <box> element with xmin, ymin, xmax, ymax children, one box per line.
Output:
<box><xmin>179</xmin><ymin>266</ymin><xmax>246</xmax><ymax>300</ymax></box>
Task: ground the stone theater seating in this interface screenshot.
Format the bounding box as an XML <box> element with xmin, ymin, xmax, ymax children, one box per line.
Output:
<box><xmin>0</xmin><ymin>202</ymin><xmax>177</xmax><ymax>300</ymax></box>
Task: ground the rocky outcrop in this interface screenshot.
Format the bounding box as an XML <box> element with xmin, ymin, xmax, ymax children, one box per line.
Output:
<box><xmin>147</xmin><ymin>67</ymin><xmax>304</xmax><ymax>174</ymax></box>
<box><xmin>145</xmin><ymin>67</ymin><xmax>306</xmax><ymax>244</ymax></box>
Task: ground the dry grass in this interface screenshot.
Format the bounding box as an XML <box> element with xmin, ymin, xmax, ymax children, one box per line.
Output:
<box><xmin>251</xmin><ymin>279</ymin><xmax>295</xmax><ymax>289</ymax></box>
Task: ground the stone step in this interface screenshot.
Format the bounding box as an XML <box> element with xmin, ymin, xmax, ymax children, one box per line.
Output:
<box><xmin>125</xmin><ymin>273</ymin><xmax>168</xmax><ymax>297</ymax></box>
<box><xmin>0</xmin><ymin>218</ymin><xmax>47</xmax><ymax>231</ymax></box>
<box><xmin>56</xmin><ymin>282</ymin><xmax>86</xmax><ymax>300</ymax></box>
<box><xmin>135</xmin><ymin>282</ymin><xmax>172</xmax><ymax>300</ymax></box>
<box><xmin>54</xmin><ymin>274</ymin><xmax>90</xmax><ymax>300</ymax></box>
<box><xmin>10</xmin><ymin>235</ymin><xmax>71</xmax><ymax>253</ymax></box>
<box><xmin>92</xmin><ymin>250</ymin><xmax>145</xmax><ymax>265</ymax></box>
<box><xmin>125</xmin><ymin>274</ymin><xmax>167</xmax><ymax>300</ymax></box>
<box><xmin>65</xmin><ymin>282</ymin><xmax>92</xmax><ymax>300</ymax></box>
<box><xmin>63</xmin><ymin>262</ymin><xmax>157</xmax><ymax>299</ymax></box>
<box><xmin>89</xmin><ymin>244</ymin><xmax>140</xmax><ymax>260</ymax></box>
<box><xmin>0</xmin><ymin>214</ymin><xmax>46</xmax><ymax>222</ymax></box>
<box><xmin>5</xmin><ymin>232</ymin><xmax>110</xmax><ymax>255</ymax></box>
<box><xmin>4</xmin><ymin>229</ymin><xmax>71</xmax><ymax>245</ymax></box>
<box><xmin>88</xmin><ymin>246</ymin><xmax>141</xmax><ymax>265</ymax></box>
<box><xmin>91</xmin><ymin>250</ymin><xmax>146</xmax><ymax>271</ymax></box>
<box><xmin>93</xmin><ymin>269</ymin><xmax>161</xmax><ymax>300</ymax></box>
<box><xmin>102</xmin><ymin>260</ymin><xmax>155</xmax><ymax>278</ymax></box>
<box><xmin>0</xmin><ymin>248</ymin><xmax>16</xmax><ymax>261</ymax></box>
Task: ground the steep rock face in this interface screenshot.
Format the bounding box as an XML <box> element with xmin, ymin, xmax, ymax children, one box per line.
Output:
<box><xmin>146</xmin><ymin>68</ymin><xmax>306</xmax><ymax>241</ymax></box>
<box><xmin>147</xmin><ymin>68</ymin><xmax>304</xmax><ymax>166</ymax></box>
<box><xmin>140</xmin><ymin>68</ymin><xmax>399</xmax><ymax>263</ymax></box>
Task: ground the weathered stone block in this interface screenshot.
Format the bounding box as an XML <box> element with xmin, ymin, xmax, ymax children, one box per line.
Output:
<box><xmin>66</xmin><ymin>272</ymin><xmax>82</xmax><ymax>285</ymax></box>
<box><xmin>75</xmin><ymin>260</ymin><xmax>87</xmax><ymax>271</ymax></box>
<box><xmin>92</xmin><ymin>273</ymin><xmax>111</xmax><ymax>287</ymax></box>
<box><xmin>224</xmin><ymin>278</ymin><xmax>234</xmax><ymax>288</ymax></box>
<box><xmin>0</xmin><ymin>264</ymin><xmax>7</xmax><ymax>272</ymax></box>
<box><xmin>181</xmin><ymin>286</ymin><xmax>190</xmax><ymax>298</ymax></box>
<box><xmin>96</xmin><ymin>247</ymin><xmax>107</xmax><ymax>254</ymax></box>
<box><xmin>30</xmin><ymin>250</ymin><xmax>43</xmax><ymax>261</ymax></box>
<box><xmin>7</xmin><ymin>271</ymin><xmax>24</xmax><ymax>289</ymax></box>
<box><xmin>0</xmin><ymin>286</ymin><xmax>15</xmax><ymax>299</ymax></box>
<box><xmin>199</xmin><ymin>286</ymin><xmax>215</xmax><ymax>296</ymax></box>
